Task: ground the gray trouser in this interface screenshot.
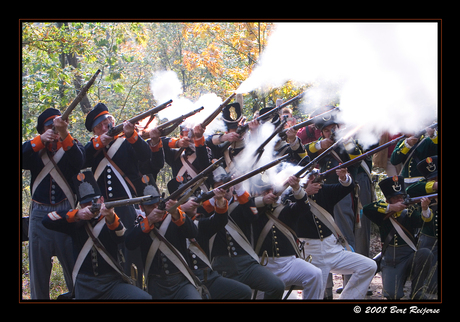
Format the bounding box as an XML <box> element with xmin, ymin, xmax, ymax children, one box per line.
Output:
<box><xmin>75</xmin><ymin>272</ymin><xmax>152</xmax><ymax>300</ymax></box>
<box><xmin>28</xmin><ymin>201</ymin><xmax>74</xmax><ymax>299</ymax></box>
<box><xmin>212</xmin><ymin>254</ymin><xmax>285</xmax><ymax>299</ymax></box>
<box><xmin>381</xmin><ymin>245</ymin><xmax>433</xmax><ymax>299</ymax></box>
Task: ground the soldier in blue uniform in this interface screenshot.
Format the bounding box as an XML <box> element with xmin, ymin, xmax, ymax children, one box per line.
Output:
<box><xmin>42</xmin><ymin>171</ymin><xmax>151</xmax><ymax>300</ymax></box>
<box><xmin>22</xmin><ymin>108</ymin><xmax>85</xmax><ymax>299</ymax></box>
<box><xmin>83</xmin><ymin>102</ymin><xmax>152</xmax><ymax>287</ymax></box>
<box><xmin>203</xmin><ymin>172</ymin><xmax>285</xmax><ymax>299</ymax></box>
<box><xmin>125</xmin><ymin>175</ymin><xmax>201</xmax><ymax>299</ymax></box>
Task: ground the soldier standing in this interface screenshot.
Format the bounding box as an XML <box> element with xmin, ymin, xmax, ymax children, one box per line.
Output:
<box><xmin>22</xmin><ymin>108</ymin><xmax>85</xmax><ymax>299</ymax></box>
<box><xmin>83</xmin><ymin>102</ymin><xmax>152</xmax><ymax>287</ymax></box>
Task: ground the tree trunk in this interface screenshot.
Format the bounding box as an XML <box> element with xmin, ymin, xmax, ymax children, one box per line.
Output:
<box><xmin>56</xmin><ymin>22</ymin><xmax>93</xmax><ymax>114</ymax></box>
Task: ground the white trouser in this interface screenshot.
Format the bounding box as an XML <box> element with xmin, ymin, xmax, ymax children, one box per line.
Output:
<box><xmin>300</xmin><ymin>235</ymin><xmax>377</xmax><ymax>299</ymax></box>
<box><xmin>260</xmin><ymin>255</ymin><xmax>324</xmax><ymax>299</ymax></box>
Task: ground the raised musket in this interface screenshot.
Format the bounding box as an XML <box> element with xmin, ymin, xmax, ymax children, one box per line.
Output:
<box><xmin>193</xmin><ymin>154</ymin><xmax>290</xmax><ymax>204</ymax></box>
<box><xmin>158</xmin><ymin>157</ymin><xmax>225</xmax><ymax>211</ymax></box>
<box><xmin>311</xmin><ymin>134</ymin><xmax>407</xmax><ymax>183</ymax></box>
<box><xmin>106</xmin><ymin>99</ymin><xmax>173</xmax><ymax>138</ymax></box>
<box><xmin>220</xmin><ymin>92</ymin><xmax>305</xmax><ymax>153</ymax></box>
<box><xmin>61</xmin><ymin>69</ymin><xmax>101</xmax><ymax>121</ymax></box>
<box><xmin>383</xmin><ymin>193</ymin><xmax>438</xmax><ymax>220</ymax></box>
<box><xmin>141</xmin><ymin>106</ymin><xmax>204</xmax><ymax>139</ymax></box>
<box><xmin>174</xmin><ymin>93</ymin><xmax>236</xmax><ymax>160</ymax></box>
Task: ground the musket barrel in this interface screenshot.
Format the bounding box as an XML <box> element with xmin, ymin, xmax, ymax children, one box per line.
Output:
<box><xmin>106</xmin><ymin>99</ymin><xmax>173</xmax><ymax>137</ymax></box>
<box><xmin>62</xmin><ymin>69</ymin><xmax>101</xmax><ymax>120</ymax></box>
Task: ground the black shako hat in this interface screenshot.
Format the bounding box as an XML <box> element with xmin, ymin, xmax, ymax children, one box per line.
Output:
<box><xmin>312</xmin><ymin>105</ymin><xmax>339</xmax><ymax>131</ymax></box>
<box><xmin>85</xmin><ymin>103</ymin><xmax>111</xmax><ymax>132</ymax></box>
<box><xmin>259</xmin><ymin>106</ymin><xmax>281</xmax><ymax>128</ymax></box>
<box><xmin>37</xmin><ymin>108</ymin><xmax>61</xmax><ymax>134</ymax></box>
<box><xmin>222</xmin><ymin>102</ymin><xmax>243</xmax><ymax>130</ymax></box>
<box><xmin>72</xmin><ymin>170</ymin><xmax>101</xmax><ymax>204</ymax></box>
<box><xmin>379</xmin><ymin>175</ymin><xmax>406</xmax><ymax>200</ymax></box>
<box><xmin>417</xmin><ymin>156</ymin><xmax>438</xmax><ymax>180</ymax></box>
<box><xmin>134</xmin><ymin>174</ymin><xmax>161</xmax><ymax>205</ymax></box>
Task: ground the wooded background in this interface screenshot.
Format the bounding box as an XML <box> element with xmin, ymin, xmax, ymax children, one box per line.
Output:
<box><xmin>21</xmin><ymin>21</ymin><xmax>320</xmax><ymax>211</ymax></box>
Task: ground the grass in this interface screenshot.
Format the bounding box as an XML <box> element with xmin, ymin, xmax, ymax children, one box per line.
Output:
<box><xmin>21</xmin><ymin>241</ymin><xmax>69</xmax><ymax>300</ymax></box>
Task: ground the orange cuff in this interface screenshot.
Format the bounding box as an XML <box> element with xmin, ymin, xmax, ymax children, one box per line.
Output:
<box><xmin>106</xmin><ymin>213</ymin><xmax>120</xmax><ymax>230</ymax></box>
<box><xmin>61</xmin><ymin>133</ymin><xmax>75</xmax><ymax>151</ymax></box>
<box><xmin>215</xmin><ymin>200</ymin><xmax>229</xmax><ymax>214</ymax></box>
<box><xmin>168</xmin><ymin>138</ymin><xmax>179</xmax><ymax>148</ymax></box>
<box><xmin>150</xmin><ymin>139</ymin><xmax>163</xmax><ymax>152</ymax></box>
<box><xmin>126</xmin><ymin>129</ymin><xmax>139</xmax><ymax>144</ymax></box>
<box><xmin>236</xmin><ymin>191</ymin><xmax>250</xmax><ymax>205</ymax></box>
<box><xmin>66</xmin><ymin>209</ymin><xmax>79</xmax><ymax>223</ymax></box>
<box><xmin>30</xmin><ymin>135</ymin><xmax>45</xmax><ymax>152</ymax></box>
<box><xmin>171</xmin><ymin>207</ymin><xmax>186</xmax><ymax>226</ymax></box>
<box><xmin>92</xmin><ymin>135</ymin><xmax>104</xmax><ymax>150</ymax></box>
<box><xmin>139</xmin><ymin>216</ymin><xmax>153</xmax><ymax>233</ymax></box>
<box><xmin>202</xmin><ymin>200</ymin><xmax>215</xmax><ymax>214</ymax></box>
<box><xmin>194</xmin><ymin>136</ymin><xmax>205</xmax><ymax>147</ymax></box>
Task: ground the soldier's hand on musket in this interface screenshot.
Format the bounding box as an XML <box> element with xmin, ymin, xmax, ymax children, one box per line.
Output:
<box><xmin>406</xmin><ymin>135</ymin><xmax>419</xmax><ymax>147</ymax></box>
<box><xmin>420</xmin><ymin>197</ymin><xmax>431</xmax><ymax>211</ymax></box>
<box><xmin>221</xmin><ymin>132</ymin><xmax>240</xmax><ymax>143</ymax></box>
<box><xmin>180</xmin><ymin>199</ymin><xmax>200</xmax><ymax>218</ymax></box>
<box><xmin>165</xmin><ymin>199</ymin><xmax>181</xmax><ymax>220</ymax></box>
<box><xmin>304</xmin><ymin>178</ymin><xmax>322</xmax><ymax>196</ymax></box>
<box><xmin>147</xmin><ymin>207</ymin><xmax>166</xmax><ymax>226</ymax></box>
<box><xmin>248</xmin><ymin>118</ymin><xmax>260</xmax><ymax>132</ymax></box>
<box><xmin>193</xmin><ymin>123</ymin><xmax>205</xmax><ymax>140</ymax></box>
<box><xmin>213</xmin><ymin>188</ymin><xmax>227</xmax><ymax>208</ymax></box>
<box><xmin>336</xmin><ymin>167</ymin><xmax>348</xmax><ymax>182</ymax></box>
<box><xmin>123</xmin><ymin>120</ymin><xmax>135</xmax><ymax>138</ymax></box>
<box><xmin>100</xmin><ymin>202</ymin><xmax>116</xmax><ymax>224</ymax></box>
<box><xmin>177</xmin><ymin>137</ymin><xmax>192</xmax><ymax>148</ymax></box>
<box><xmin>53</xmin><ymin>116</ymin><xmax>69</xmax><ymax>141</ymax></box>
<box><xmin>40</xmin><ymin>128</ymin><xmax>59</xmax><ymax>144</ymax></box>
<box><xmin>285</xmin><ymin>127</ymin><xmax>297</xmax><ymax>144</ymax></box>
<box><xmin>388</xmin><ymin>201</ymin><xmax>406</xmax><ymax>213</ymax></box>
<box><xmin>263</xmin><ymin>192</ymin><xmax>278</xmax><ymax>205</ymax></box>
<box><xmin>76</xmin><ymin>206</ymin><xmax>99</xmax><ymax>221</ymax></box>
<box><xmin>319</xmin><ymin>138</ymin><xmax>334</xmax><ymax>150</ymax></box>
<box><xmin>286</xmin><ymin>175</ymin><xmax>300</xmax><ymax>191</ymax></box>
<box><xmin>149</xmin><ymin>127</ymin><xmax>162</xmax><ymax>146</ymax></box>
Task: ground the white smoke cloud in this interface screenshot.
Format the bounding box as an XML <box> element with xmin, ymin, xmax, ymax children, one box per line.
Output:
<box><xmin>238</xmin><ymin>22</ymin><xmax>438</xmax><ymax>147</ymax></box>
<box><xmin>150</xmin><ymin>70</ymin><xmax>226</xmax><ymax>135</ymax></box>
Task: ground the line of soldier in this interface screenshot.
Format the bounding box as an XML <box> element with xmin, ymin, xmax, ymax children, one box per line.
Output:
<box><xmin>22</xmin><ymin>98</ymin><xmax>438</xmax><ymax>300</ymax></box>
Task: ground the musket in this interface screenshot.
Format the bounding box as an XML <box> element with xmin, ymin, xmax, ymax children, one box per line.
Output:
<box><xmin>272</xmin><ymin>137</ymin><xmax>346</xmax><ymax>197</ymax></box>
<box><xmin>89</xmin><ymin>195</ymin><xmax>155</xmax><ymax>214</ymax></box>
<box><xmin>383</xmin><ymin>193</ymin><xmax>438</xmax><ymax>220</ymax></box>
<box><xmin>253</xmin><ymin>116</ymin><xmax>288</xmax><ymax>165</ymax></box>
<box><xmin>62</xmin><ymin>69</ymin><xmax>101</xmax><ymax>121</ymax></box>
<box><xmin>141</xmin><ymin>106</ymin><xmax>204</xmax><ymax>139</ymax></box>
<box><xmin>278</xmin><ymin>106</ymin><xmax>339</xmax><ymax>140</ymax></box>
<box><xmin>174</xmin><ymin>93</ymin><xmax>236</xmax><ymax>160</ymax></box>
<box><xmin>311</xmin><ymin>134</ymin><xmax>407</xmax><ymax>183</ymax></box>
<box><xmin>193</xmin><ymin>154</ymin><xmax>290</xmax><ymax>204</ymax></box>
<box><xmin>158</xmin><ymin>157</ymin><xmax>225</xmax><ymax>211</ymax></box>
<box><xmin>220</xmin><ymin>92</ymin><xmax>305</xmax><ymax>153</ymax></box>
<box><xmin>106</xmin><ymin>99</ymin><xmax>173</xmax><ymax>138</ymax></box>
<box><xmin>202</xmin><ymin>92</ymin><xmax>236</xmax><ymax>128</ymax></box>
